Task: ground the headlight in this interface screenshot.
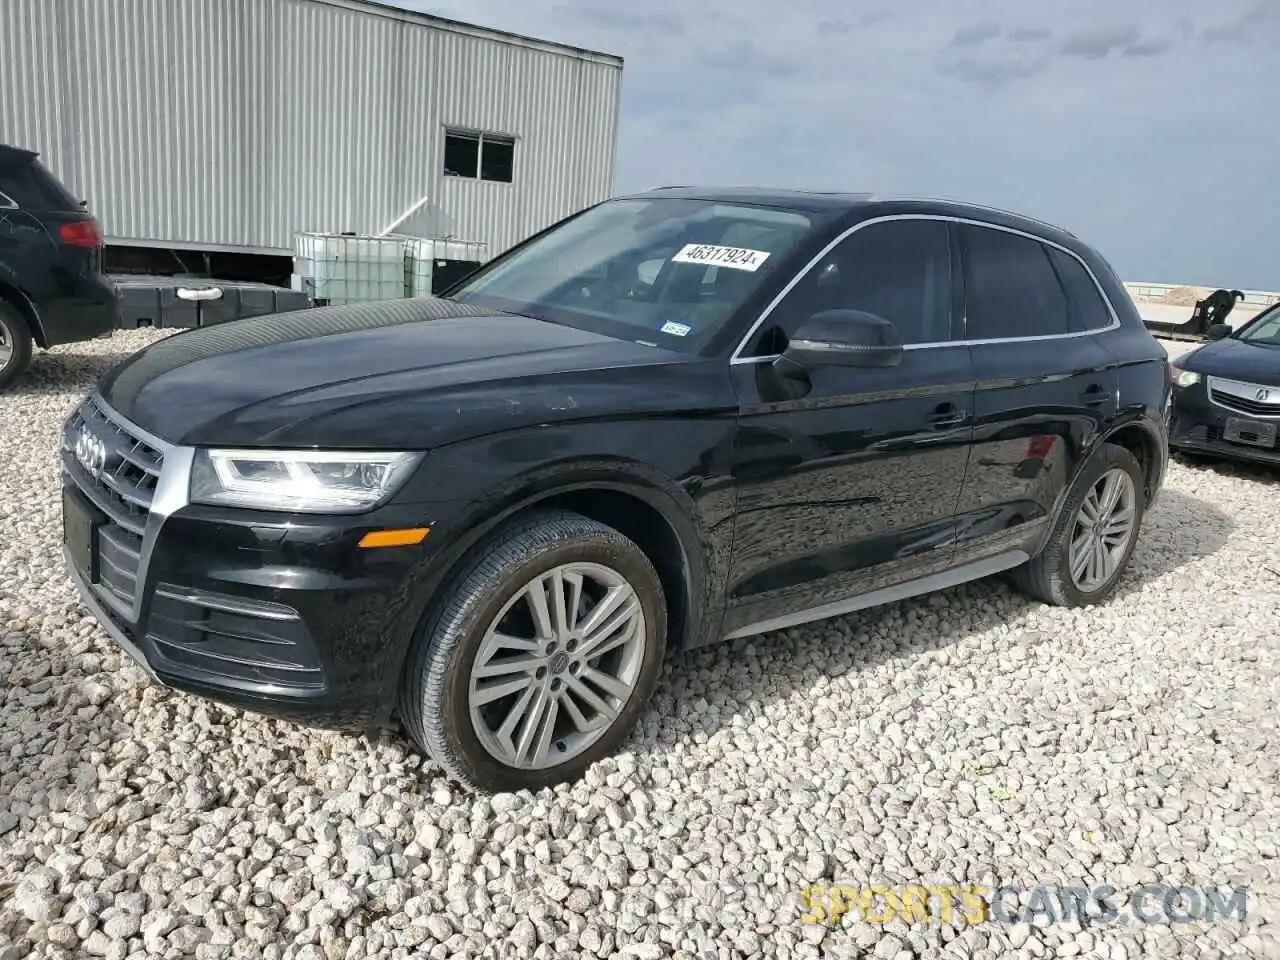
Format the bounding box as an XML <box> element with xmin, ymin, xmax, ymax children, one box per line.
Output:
<box><xmin>1172</xmin><ymin>368</ymin><xmax>1201</xmax><ymax>388</ymax></box>
<box><xmin>190</xmin><ymin>449</ymin><xmax>423</xmax><ymax>513</ymax></box>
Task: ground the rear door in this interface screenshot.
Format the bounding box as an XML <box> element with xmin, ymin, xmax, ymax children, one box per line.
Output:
<box><xmin>953</xmin><ymin>222</ymin><xmax>1119</xmax><ymax>565</ymax></box>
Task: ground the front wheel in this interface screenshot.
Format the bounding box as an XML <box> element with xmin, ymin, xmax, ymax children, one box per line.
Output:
<box><xmin>400</xmin><ymin>509</ymin><xmax>667</xmax><ymax>793</ymax></box>
<box><xmin>1011</xmin><ymin>442</ymin><xmax>1147</xmax><ymax>607</ymax></box>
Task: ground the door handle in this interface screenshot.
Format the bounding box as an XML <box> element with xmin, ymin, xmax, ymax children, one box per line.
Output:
<box><xmin>929</xmin><ymin>402</ymin><xmax>966</xmax><ymax>429</ymax></box>
<box><xmin>1080</xmin><ymin>384</ymin><xmax>1109</xmax><ymax>407</ymax></box>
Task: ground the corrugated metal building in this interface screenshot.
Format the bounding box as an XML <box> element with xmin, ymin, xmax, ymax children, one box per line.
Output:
<box><xmin>0</xmin><ymin>0</ymin><xmax>622</xmax><ymax>264</ymax></box>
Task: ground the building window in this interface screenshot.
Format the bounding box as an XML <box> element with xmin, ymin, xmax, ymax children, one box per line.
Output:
<box><xmin>443</xmin><ymin>130</ymin><xmax>515</xmax><ymax>183</ymax></box>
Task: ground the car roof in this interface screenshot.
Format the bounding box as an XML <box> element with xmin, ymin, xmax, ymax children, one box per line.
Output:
<box><xmin>0</xmin><ymin>143</ymin><xmax>40</xmax><ymax>166</ymax></box>
<box><xmin>618</xmin><ymin>185</ymin><xmax>1080</xmax><ymax>245</ymax></box>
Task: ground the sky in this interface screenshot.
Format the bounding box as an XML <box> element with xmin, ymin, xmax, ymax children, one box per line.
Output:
<box><xmin>404</xmin><ymin>0</ymin><xmax>1278</xmax><ymax>291</ymax></box>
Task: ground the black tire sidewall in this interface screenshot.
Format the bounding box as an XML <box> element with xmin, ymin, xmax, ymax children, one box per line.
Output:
<box><xmin>419</xmin><ymin>520</ymin><xmax>667</xmax><ymax>792</ymax></box>
<box><xmin>0</xmin><ymin>304</ymin><xmax>34</xmax><ymax>389</ymax></box>
<box><xmin>1048</xmin><ymin>444</ymin><xmax>1146</xmax><ymax>606</ymax></box>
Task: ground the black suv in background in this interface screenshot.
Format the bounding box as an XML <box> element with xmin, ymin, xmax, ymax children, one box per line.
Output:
<box><xmin>0</xmin><ymin>143</ymin><xmax>118</xmax><ymax>390</ymax></box>
<box><xmin>60</xmin><ymin>188</ymin><xmax>1169</xmax><ymax>792</ymax></box>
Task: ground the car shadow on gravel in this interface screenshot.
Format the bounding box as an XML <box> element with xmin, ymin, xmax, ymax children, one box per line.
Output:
<box><xmin>1111</xmin><ymin>486</ymin><xmax>1236</xmax><ymax>602</ymax></box>
<box><xmin>7</xmin><ymin>351</ymin><xmax>126</xmax><ymax>395</ymax></box>
<box><xmin>1172</xmin><ymin>450</ymin><xmax>1280</xmax><ymax>486</ymax></box>
<box><xmin>639</xmin><ymin>486</ymin><xmax>1235</xmax><ymax>760</ymax></box>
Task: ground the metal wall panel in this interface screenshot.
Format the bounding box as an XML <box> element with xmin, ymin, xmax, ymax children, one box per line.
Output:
<box><xmin>0</xmin><ymin>0</ymin><xmax>622</xmax><ymax>260</ymax></box>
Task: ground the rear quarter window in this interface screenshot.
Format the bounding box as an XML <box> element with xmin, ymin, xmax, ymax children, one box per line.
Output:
<box><xmin>1046</xmin><ymin>247</ymin><xmax>1114</xmax><ymax>332</ymax></box>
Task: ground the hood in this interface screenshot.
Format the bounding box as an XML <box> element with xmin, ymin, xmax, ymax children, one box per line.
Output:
<box><xmin>1177</xmin><ymin>335</ymin><xmax>1280</xmax><ymax>386</ymax></box>
<box><xmin>98</xmin><ymin>297</ymin><xmax>713</xmax><ymax>448</ymax></box>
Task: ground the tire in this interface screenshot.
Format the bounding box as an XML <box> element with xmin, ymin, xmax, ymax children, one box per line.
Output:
<box><xmin>1010</xmin><ymin>442</ymin><xmax>1146</xmax><ymax>607</ymax></box>
<box><xmin>400</xmin><ymin>508</ymin><xmax>667</xmax><ymax>793</ymax></box>
<box><xmin>0</xmin><ymin>302</ymin><xmax>34</xmax><ymax>392</ymax></box>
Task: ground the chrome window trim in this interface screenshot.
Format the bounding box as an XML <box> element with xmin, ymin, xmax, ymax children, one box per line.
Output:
<box><xmin>728</xmin><ymin>213</ymin><xmax>1122</xmax><ymax>365</ymax></box>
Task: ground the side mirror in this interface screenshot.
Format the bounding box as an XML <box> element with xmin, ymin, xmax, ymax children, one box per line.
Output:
<box><xmin>1205</xmin><ymin>323</ymin><xmax>1232</xmax><ymax>341</ymax></box>
<box><xmin>776</xmin><ymin>309</ymin><xmax>903</xmax><ymax>372</ymax></box>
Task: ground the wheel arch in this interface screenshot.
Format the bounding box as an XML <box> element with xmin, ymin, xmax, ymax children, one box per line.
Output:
<box><xmin>387</xmin><ymin>458</ymin><xmax>713</xmax><ymax>695</ymax></box>
<box><xmin>1096</xmin><ymin>417</ymin><xmax>1166</xmax><ymax>507</ymax></box>
<box><xmin>0</xmin><ymin>280</ymin><xmax>47</xmax><ymax>348</ymax></box>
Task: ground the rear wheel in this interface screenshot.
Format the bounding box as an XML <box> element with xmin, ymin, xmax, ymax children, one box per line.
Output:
<box><xmin>0</xmin><ymin>302</ymin><xmax>34</xmax><ymax>391</ymax></box>
<box><xmin>1011</xmin><ymin>442</ymin><xmax>1146</xmax><ymax>607</ymax></box>
<box><xmin>400</xmin><ymin>509</ymin><xmax>667</xmax><ymax>793</ymax></box>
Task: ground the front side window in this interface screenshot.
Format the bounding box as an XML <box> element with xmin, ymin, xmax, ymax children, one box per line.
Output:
<box><xmin>747</xmin><ymin>218</ymin><xmax>954</xmax><ymax>356</ymax></box>
<box><xmin>447</xmin><ymin>198</ymin><xmax>817</xmax><ymax>352</ymax></box>
<box><xmin>1235</xmin><ymin>303</ymin><xmax>1280</xmax><ymax>347</ymax></box>
<box><xmin>961</xmin><ymin>225</ymin><xmax>1070</xmax><ymax>339</ymax></box>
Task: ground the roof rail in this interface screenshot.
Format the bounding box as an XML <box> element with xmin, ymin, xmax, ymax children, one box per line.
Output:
<box><xmin>884</xmin><ymin>194</ymin><xmax>1077</xmax><ymax>238</ymax></box>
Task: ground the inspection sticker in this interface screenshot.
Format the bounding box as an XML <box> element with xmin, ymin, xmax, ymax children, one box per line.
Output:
<box><xmin>660</xmin><ymin>320</ymin><xmax>692</xmax><ymax>336</ymax></box>
<box><xmin>671</xmin><ymin>243</ymin><xmax>771</xmax><ymax>272</ymax></box>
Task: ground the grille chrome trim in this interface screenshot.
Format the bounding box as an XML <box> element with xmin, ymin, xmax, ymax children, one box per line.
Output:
<box><xmin>1207</xmin><ymin>375</ymin><xmax>1280</xmax><ymax>420</ymax></box>
<box><xmin>61</xmin><ymin>391</ymin><xmax>193</xmax><ymax>623</ymax></box>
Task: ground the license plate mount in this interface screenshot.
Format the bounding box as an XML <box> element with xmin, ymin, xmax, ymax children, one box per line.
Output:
<box><xmin>1223</xmin><ymin>416</ymin><xmax>1278</xmax><ymax>448</ymax></box>
<box><xmin>63</xmin><ymin>486</ymin><xmax>102</xmax><ymax>582</ymax></box>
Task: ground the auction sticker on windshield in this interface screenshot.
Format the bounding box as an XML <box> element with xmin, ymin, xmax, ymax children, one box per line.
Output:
<box><xmin>671</xmin><ymin>243</ymin><xmax>771</xmax><ymax>272</ymax></box>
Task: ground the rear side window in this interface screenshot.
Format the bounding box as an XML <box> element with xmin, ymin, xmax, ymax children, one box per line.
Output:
<box><xmin>960</xmin><ymin>225</ymin><xmax>1069</xmax><ymax>339</ymax></box>
<box><xmin>1046</xmin><ymin>247</ymin><xmax>1113</xmax><ymax>331</ymax></box>
<box><xmin>0</xmin><ymin>159</ymin><xmax>79</xmax><ymax>211</ymax></box>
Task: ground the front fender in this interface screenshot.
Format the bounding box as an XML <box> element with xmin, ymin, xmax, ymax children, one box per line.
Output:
<box><xmin>374</xmin><ymin>424</ymin><xmax>740</xmax><ymax>703</ymax></box>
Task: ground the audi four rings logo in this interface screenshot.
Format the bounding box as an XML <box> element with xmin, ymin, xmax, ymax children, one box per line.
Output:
<box><xmin>74</xmin><ymin>426</ymin><xmax>107</xmax><ymax>479</ymax></box>
<box><xmin>1255</xmin><ymin>387</ymin><xmax>1271</xmax><ymax>402</ymax></box>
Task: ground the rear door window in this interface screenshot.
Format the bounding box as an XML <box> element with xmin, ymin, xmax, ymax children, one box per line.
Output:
<box><xmin>960</xmin><ymin>225</ymin><xmax>1070</xmax><ymax>339</ymax></box>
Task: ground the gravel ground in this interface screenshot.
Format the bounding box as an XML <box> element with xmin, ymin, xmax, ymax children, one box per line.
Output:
<box><xmin>2</xmin><ymin>329</ymin><xmax>1278</xmax><ymax>960</ymax></box>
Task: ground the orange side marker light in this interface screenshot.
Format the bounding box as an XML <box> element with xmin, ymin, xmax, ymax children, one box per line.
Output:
<box><xmin>358</xmin><ymin>527</ymin><xmax>430</xmax><ymax>549</ymax></box>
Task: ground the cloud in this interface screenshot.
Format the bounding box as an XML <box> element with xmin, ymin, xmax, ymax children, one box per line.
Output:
<box><xmin>549</xmin><ymin>6</ymin><xmax>685</xmax><ymax>37</ymax></box>
<box><xmin>939</xmin><ymin>54</ymin><xmax>1047</xmax><ymax>88</ymax></box>
<box><xmin>818</xmin><ymin>10</ymin><xmax>890</xmax><ymax>34</ymax></box>
<box><xmin>1059</xmin><ymin>24</ymin><xmax>1143</xmax><ymax>59</ymax></box>
<box><xmin>397</xmin><ymin>0</ymin><xmax>1280</xmax><ymax>290</ymax></box>
<box><xmin>1201</xmin><ymin>2</ymin><xmax>1280</xmax><ymax>43</ymax></box>
<box><xmin>1008</xmin><ymin>26</ymin><xmax>1052</xmax><ymax>42</ymax></box>
<box><xmin>1122</xmin><ymin>38</ymin><xmax>1168</xmax><ymax>57</ymax></box>
<box><xmin>950</xmin><ymin>22</ymin><xmax>1003</xmax><ymax>47</ymax></box>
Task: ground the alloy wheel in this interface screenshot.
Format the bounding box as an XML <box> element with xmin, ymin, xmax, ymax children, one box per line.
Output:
<box><xmin>1068</xmin><ymin>467</ymin><xmax>1137</xmax><ymax>593</ymax></box>
<box><xmin>0</xmin><ymin>321</ymin><xmax>13</xmax><ymax>369</ymax></box>
<box><xmin>468</xmin><ymin>562</ymin><xmax>647</xmax><ymax>769</ymax></box>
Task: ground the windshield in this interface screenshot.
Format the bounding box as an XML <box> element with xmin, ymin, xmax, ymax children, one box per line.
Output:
<box><xmin>446</xmin><ymin>197</ymin><xmax>817</xmax><ymax>352</ymax></box>
<box><xmin>1236</xmin><ymin>303</ymin><xmax>1280</xmax><ymax>347</ymax></box>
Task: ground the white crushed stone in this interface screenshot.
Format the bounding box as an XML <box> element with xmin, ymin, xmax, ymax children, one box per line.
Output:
<box><xmin>1</xmin><ymin>329</ymin><xmax>1278</xmax><ymax>959</ymax></box>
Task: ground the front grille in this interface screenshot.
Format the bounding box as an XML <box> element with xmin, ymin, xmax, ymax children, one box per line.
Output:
<box><xmin>1207</xmin><ymin>378</ymin><xmax>1280</xmax><ymax>419</ymax></box>
<box><xmin>62</xmin><ymin>396</ymin><xmax>165</xmax><ymax>614</ymax></box>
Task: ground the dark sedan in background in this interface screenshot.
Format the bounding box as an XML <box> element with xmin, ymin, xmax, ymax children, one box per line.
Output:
<box><xmin>1168</xmin><ymin>305</ymin><xmax>1280</xmax><ymax>465</ymax></box>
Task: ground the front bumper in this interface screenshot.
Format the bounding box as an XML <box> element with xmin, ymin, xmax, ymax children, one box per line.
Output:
<box><xmin>58</xmin><ymin>395</ymin><xmax>463</xmax><ymax>729</ymax></box>
<box><xmin>1168</xmin><ymin>382</ymin><xmax>1280</xmax><ymax>466</ymax></box>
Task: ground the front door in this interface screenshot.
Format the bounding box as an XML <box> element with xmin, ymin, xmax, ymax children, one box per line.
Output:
<box><xmin>724</xmin><ymin>217</ymin><xmax>975</xmax><ymax>638</ymax></box>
